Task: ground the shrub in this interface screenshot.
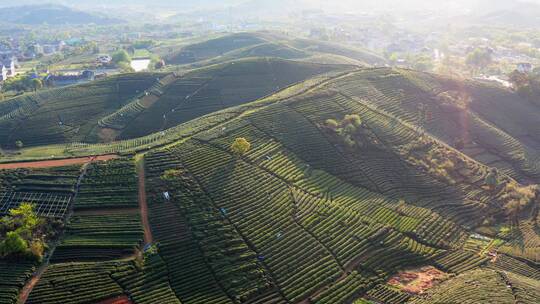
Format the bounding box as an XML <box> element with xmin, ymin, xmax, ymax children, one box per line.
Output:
<box><xmin>112</xmin><ymin>49</ymin><xmax>132</xmax><ymax>64</ymax></box>
<box><xmin>323</xmin><ymin>114</ymin><xmax>364</xmax><ymax>148</ymax></box>
<box><xmin>343</xmin><ymin>114</ymin><xmax>362</xmax><ymax>127</ymax></box>
<box><xmin>325</xmin><ymin>119</ymin><xmax>339</xmax><ymax>130</ymax></box>
<box><xmin>0</xmin><ymin>203</ymin><xmax>49</xmax><ymax>260</ymax></box>
<box><xmin>161</xmin><ymin>169</ymin><xmax>184</xmax><ymax>181</ymax></box>
<box><xmin>231</xmin><ymin>138</ymin><xmax>251</xmax><ymax>155</ymax></box>
<box><xmin>29</xmin><ymin>240</ymin><xmax>45</xmax><ymax>261</ymax></box>
<box><xmin>0</xmin><ymin>231</ymin><xmax>28</xmax><ymax>257</ymax></box>
<box><xmin>484</xmin><ymin>168</ymin><xmax>499</xmax><ymax>188</ymax></box>
<box><xmin>10</xmin><ymin>203</ymin><xmax>41</xmax><ymax>231</ymax></box>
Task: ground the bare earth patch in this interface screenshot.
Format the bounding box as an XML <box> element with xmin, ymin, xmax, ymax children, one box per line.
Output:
<box><xmin>96</xmin><ymin>295</ymin><xmax>133</xmax><ymax>304</ymax></box>
<box><xmin>387</xmin><ymin>266</ymin><xmax>449</xmax><ymax>294</ymax></box>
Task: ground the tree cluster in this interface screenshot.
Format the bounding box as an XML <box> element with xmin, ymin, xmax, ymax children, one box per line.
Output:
<box><xmin>465</xmin><ymin>48</ymin><xmax>493</xmax><ymax>74</ymax></box>
<box><xmin>0</xmin><ymin>203</ymin><xmax>57</xmax><ymax>261</ymax></box>
<box><xmin>1</xmin><ymin>74</ymin><xmax>43</xmax><ymax>93</ymax></box>
<box><xmin>112</xmin><ymin>49</ymin><xmax>133</xmax><ymax>72</ymax></box>
<box><xmin>325</xmin><ymin>114</ymin><xmax>363</xmax><ymax>148</ymax></box>
<box><xmin>508</xmin><ymin>70</ymin><xmax>540</xmax><ymax>105</ymax></box>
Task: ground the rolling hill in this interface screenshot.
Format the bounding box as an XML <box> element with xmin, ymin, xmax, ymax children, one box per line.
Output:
<box><xmin>0</xmin><ymin>58</ymin><xmax>350</xmax><ymax>148</ymax></box>
<box><xmin>1</xmin><ymin>62</ymin><xmax>540</xmax><ymax>302</ymax></box>
<box><xmin>162</xmin><ymin>32</ymin><xmax>386</xmax><ymax>68</ymax></box>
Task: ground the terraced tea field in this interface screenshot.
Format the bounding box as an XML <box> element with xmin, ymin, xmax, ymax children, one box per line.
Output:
<box><xmin>0</xmin><ymin>165</ymin><xmax>81</xmax><ymax>218</ymax></box>
<box><xmin>1</xmin><ymin>59</ymin><xmax>540</xmax><ymax>304</ymax></box>
<box><xmin>0</xmin><ymin>58</ymin><xmax>349</xmax><ymax>149</ymax></box>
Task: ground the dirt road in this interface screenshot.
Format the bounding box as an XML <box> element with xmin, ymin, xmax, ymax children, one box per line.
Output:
<box><xmin>136</xmin><ymin>158</ymin><xmax>153</xmax><ymax>244</ymax></box>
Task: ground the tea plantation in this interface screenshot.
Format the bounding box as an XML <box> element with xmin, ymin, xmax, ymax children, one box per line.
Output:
<box><xmin>1</xmin><ymin>62</ymin><xmax>540</xmax><ymax>304</ymax></box>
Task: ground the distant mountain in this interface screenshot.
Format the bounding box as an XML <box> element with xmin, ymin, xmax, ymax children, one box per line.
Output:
<box><xmin>0</xmin><ymin>1</ymin><xmax>243</xmax><ymax>9</ymax></box>
<box><xmin>477</xmin><ymin>1</ymin><xmax>540</xmax><ymax>27</ymax></box>
<box><xmin>0</xmin><ymin>4</ymin><xmax>123</xmax><ymax>25</ymax></box>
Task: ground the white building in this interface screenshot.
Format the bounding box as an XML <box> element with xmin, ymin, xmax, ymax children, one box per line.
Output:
<box><xmin>0</xmin><ymin>57</ymin><xmax>16</xmax><ymax>81</ymax></box>
<box><xmin>517</xmin><ymin>62</ymin><xmax>533</xmax><ymax>73</ymax></box>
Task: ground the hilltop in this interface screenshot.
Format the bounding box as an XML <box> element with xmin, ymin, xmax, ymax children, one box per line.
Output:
<box><xmin>162</xmin><ymin>32</ymin><xmax>386</xmax><ymax>68</ymax></box>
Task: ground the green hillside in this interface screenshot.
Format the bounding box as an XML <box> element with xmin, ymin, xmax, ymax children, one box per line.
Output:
<box><xmin>0</xmin><ymin>73</ymin><xmax>162</xmax><ymax>148</ymax></box>
<box><xmin>1</xmin><ymin>66</ymin><xmax>540</xmax><ymax>303</ymax></box>
<box><xmin>163</xmin><ymin>32</ymin><xmax>386</xmax><ymax>68</ymax></box>
<box><xmin>0</xmin><ymin>58</ymin><xmax>348</xmax><ymax>148</ymax></box>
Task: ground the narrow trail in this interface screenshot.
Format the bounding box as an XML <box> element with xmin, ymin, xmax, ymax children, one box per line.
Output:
<box><xmin>95</xmin><ymin>295</ymin><xmax>133</xmax><ymax>304</ymax></box>
<box><xmin>136</xmin><ymin>157</ymin><xmax>153</xmax><ymax>245</ymax></box>
<box><xmin>0</xmin><ymin>154</ymin><xmax>117</xmax><ymax>169</ymax></box>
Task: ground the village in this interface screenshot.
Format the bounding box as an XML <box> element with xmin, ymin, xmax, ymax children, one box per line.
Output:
<box><xmin>1</xmin><ymin>11</ymin><xmax>539</xmax><ymax>98</ymax></box>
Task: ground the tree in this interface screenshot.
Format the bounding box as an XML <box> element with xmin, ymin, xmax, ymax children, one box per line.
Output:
<box><xmin>31</xmin><ymin>78</ymin><xmax>43</xmax><ymax>92</ymax></box>
<box><xmin>29</xmin><ymin>240</ymin><xmax>44</xmax><ymax>260</ymax></box>
<box><xmin>388</xmin><ymin>53</ymin><xmax>399</xmax><ymax>65</ymax></box>
<box><xmin>466</xmin><ymin>48</ymin><xmax>493</xmax><ymax>74</ymax></box>
<box><xmin>505</xmin><ymin>200</ymin><xmax>521</xmax><ymax>226</ymax></box>
<box><xmin>9</xmin><ymin>203</ymin><xmax>40</xmax><ymax>231</ymax></box>
<box><xmin>154</xmin><ymin>58</ymin><xmax>166</xmax><ymax>70</ymax></box>
<box><xmin>117</xmin><ymin>61</ymin><xmax>135</xmax><ymax>73</ymax></box>
<box><xmin>412</xmin><ymin>55</ymin><xmax>434</xmax><ymax>72</ymax></box>
<box><xmin>161</xmin><ymin>169</ymin><xmax>183</xmax><ymax>181</ymax></box>
<box><xmin>112</xmin><ymin>49</ymin><xmax>131</xmax><ymax>65</ymax></box>
<box><xmin>343</xmin><ymin>114</ymin><xmax>362</xmax><ymax>127</ymax></box>
<box><xmin>509</xmin><ymin>70</ymin><xmax>530</xmax><ymax>88</ymax></box>
<box><xmin>231</xmin><ymin>138</ymin><xmax>251</xmax><ymax>155</ymax></box>
<box><xmin>15</xmin><ymin>140</ymin><xmax>23</xmax><ymax>149</ymax></box>
<box><xmin>484</xmin><ymin>168</ymin><xmax>499</xmax><ymax>190</ymax></box>
<box><xmin>325</xmin><ymin>119</ymin><xmax>339</xmax><ymax>130</ymax></box>
<box><xmin>0</xmin><ymin>231</ymin><xmax>28</xmax><ymax>257</ymax></box>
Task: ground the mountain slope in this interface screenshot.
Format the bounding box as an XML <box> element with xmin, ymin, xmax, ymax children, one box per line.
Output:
<box><xmin>131</xmin><ymin>68</ymin><xmax>540</xmax><ymax>303</ymax></box>
<box><xmin>3</xmin><ymin>67</ymin><xmax>540</xmax><ymax>304</ymax></box>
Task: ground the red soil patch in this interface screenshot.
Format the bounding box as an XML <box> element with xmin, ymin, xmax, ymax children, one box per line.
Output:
<box><xmin>96</xmin><ymin>295</ymin><xmax>133</xmax><ymax>304</ymax></box>
<box><xmin>19</xmin><ymin>267</ymin><xmax>46</xmax><ymax>304</ymax></box>
<box><xmin>0</xmin><ymin>155</ymin><xmax>118</xmax><ymax>170</ymax></box>
<box><xmin>388</xmin><ymin>266</ymin><xmax>448</xmax><ymax>294</ymax></box>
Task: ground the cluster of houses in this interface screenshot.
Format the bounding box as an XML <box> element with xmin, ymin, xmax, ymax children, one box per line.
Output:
<box><xmin>0</xmin><ymin>38</ymin><xmax>73</xmax><ymax>87</ymax></box>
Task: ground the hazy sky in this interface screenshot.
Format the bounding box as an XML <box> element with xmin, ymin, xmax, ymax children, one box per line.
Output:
<box><xmin>2</xmin><ymin>0</ymin><xmax>540</xmax><ymax>14</ymax></box>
